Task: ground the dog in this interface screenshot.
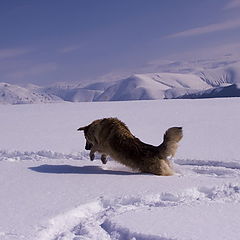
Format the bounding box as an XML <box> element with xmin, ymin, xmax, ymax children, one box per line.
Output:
<box><xmin>78</xmin><ymin>117</ymin><xmax>183</xmax><ymax>176</ymax></box>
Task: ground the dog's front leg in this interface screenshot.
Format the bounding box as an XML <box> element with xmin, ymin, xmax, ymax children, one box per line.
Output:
<box><xmin>89</xmin><ymin>145</ymin><xmax>99</xmax><ymax>161</ymax></box>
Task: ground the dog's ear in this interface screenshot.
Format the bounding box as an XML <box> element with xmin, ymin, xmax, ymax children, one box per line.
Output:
<box><xmin>77</xmin><ymin>126</ymin><xmax>86</xmax><ymax>131</ymax></box>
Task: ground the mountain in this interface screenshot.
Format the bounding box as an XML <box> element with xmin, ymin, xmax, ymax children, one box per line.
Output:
<box><xmin>178</xmin><ymin>83</ymin><xmax>240</xmax><ymax>99</ymax></box>
<box><xmin>95</xmin><ymin>73</ymin><xmax>210</xmax><ymax>101</ymax></box>
<box><xmin>197</xmin><ymin>62</ymin><xmax>240</xmax><ymax>87</ymax></box>
<box><xmin>0</xmin><ymin>83</ymin><xmax>62</xmax><ymax>104</ymax></box>
<box><xmin>1</xmin><ymin>57</ymin><xmax>240</xmax><ymax>104</ymax></box>
<box><xmin>42</xmin><ymin>85</ymin><xmax>101</xmax><ymax>102</ymax></box>
<box><xmin>95</xmin><ymin>60</ymin><xmax>240</xmax><ymax>101</ymax></box>
<box><xmin>177</xmin><ymin>62</ymin><xmax>240</xmax><ymax>99</ymax></box>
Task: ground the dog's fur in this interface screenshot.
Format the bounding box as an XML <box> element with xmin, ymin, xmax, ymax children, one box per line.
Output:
<box><xmin>78</xmin><ymin>118</ymin><xmax>183</xmax><ymax>176</ymax></box>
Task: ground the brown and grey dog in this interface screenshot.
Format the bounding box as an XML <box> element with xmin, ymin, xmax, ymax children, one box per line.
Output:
<box><xmin>78</xmin><ymin>118</ymin><xmax>183</xmax><ymax>176</ymax></box>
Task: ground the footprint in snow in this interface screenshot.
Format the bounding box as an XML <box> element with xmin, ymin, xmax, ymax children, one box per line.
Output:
<box><xmin>36</xmin><ymin>183</ymin><xmax>240</xmax><ymax>240</ymax></box>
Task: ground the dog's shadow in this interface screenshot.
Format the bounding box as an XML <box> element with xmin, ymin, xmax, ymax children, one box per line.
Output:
<box><xmin>29</xmin><ymin>164</ymin><xmax>140</xmax><ymax>176</ymax></box>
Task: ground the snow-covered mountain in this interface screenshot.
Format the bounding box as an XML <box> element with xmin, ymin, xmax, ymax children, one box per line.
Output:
<box><xmin>95</xmin><ymin>73</ymin><xmax>210</xmax><ymax>101</ymax></box>
<box><xmin>178</xmin><ymin>61</ymin><xmax>240</xmax><ymax>99</ymax></box>
<box><xmin>178</xmin><ymin>83</ymin><xmax>240</xmax><ymax>99</ymax></box>
<box><xmin>0</xmin><ymin>83</ymin><xmax>62</xmax><ymax>104</ymax></box>
<box><xmin>42</xmin><ymin>86</ymin><xmax>100</xmax><ymax>102</ymax></box>
<box><xmin>1</xmin><ymin>57</ymin><xmax>240</xmax><ymax>104</ymax></box>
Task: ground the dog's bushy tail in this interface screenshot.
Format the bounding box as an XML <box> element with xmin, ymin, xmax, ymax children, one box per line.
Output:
<box><xmin>158</xmin><ymin>127</ymin><xmax>183</xmax><ymax>160</ymax></box>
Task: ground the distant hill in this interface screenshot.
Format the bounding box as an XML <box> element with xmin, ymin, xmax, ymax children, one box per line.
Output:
<box><xmin>1</xmin><ymin>58</ymin><xmax>240</xmax><ymax>104</ymax></box>
<box><xmin>178</xmin><ymin>84</ymin><xmax>240</xmax><ymax>99</ymax></box>
<box><xmin>0</xmin><ymin>83</ymin><xmax>62</xmax><ymax>104</ymax></box>
<box><xmin>95</xmin><ymin>73</ymin><xmax>210</xmax><ymax>101</ymax></box>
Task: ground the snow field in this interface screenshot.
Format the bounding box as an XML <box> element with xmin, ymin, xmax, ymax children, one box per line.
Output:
<box><xmin>0</xmin><ymin>98</ymin><xmax>240</xmax><ymax>240</ymax></box>
<box><xmin>1</xmin><ymin>154</ymin><xmax>238</xmax><ymax>240</ymax></box>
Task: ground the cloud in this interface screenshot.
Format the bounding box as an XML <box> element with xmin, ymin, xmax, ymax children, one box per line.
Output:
<box><xmin>224</xmin><ymin>0</ymin><xmax>240</xmax><ymax>9</ymax></box>
<box><xmin>0</xmin><ymin>48</ymin><xmax>31</xmax><ymax>60</ymax></box>
<box><xmin>59</xmin><ymin>44</ymin><xmax>83</xmax><ymax>53</ymax></box>
<box><xmin>166</xmin><ymin>18</ymin><xmax>240</xmax><ymax>38</ymax></box>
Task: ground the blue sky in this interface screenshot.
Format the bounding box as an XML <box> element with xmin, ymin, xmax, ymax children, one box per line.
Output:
<box><xmin>0</xmin><ymin>0</ymin><xmax>240</xmax><ymax>86</ymax></box>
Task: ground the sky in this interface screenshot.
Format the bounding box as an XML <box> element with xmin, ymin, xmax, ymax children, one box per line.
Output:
<box><xmin>0</xmin><ymin>0</ymin><xmax>240</xmax><ymax>86</ymax></box>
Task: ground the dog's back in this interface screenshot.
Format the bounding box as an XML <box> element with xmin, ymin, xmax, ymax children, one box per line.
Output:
<box><xmin>97</xmin><ymin>118</ymin><xmax>183</xmax><ymax>175</ymax></box>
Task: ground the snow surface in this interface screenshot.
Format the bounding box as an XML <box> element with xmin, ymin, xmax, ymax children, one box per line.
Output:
<box><xmin>0</xmin><ymin>98</ymin><xmax>240</xmax><ymax>240</ymax></box>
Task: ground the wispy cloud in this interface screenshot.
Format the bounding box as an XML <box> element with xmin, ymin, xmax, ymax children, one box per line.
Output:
<box><xmin>0</xmin><ymin>48</ymin><xmax>31</xmax><ymax>60</ymax></box>
<box><xmin>166</xmin><ymin>18</ymin><xmax>240</xmax><ymax>38</ymax></box>
<box><xmin>59</xmin><ymin>44</ymin><xmax>83</xmax><ymax>53</ymax></box>
<box><xmin>224</xmin><ymin>0</ymin><xmax>240</xmax><ymax>10</ymax></box>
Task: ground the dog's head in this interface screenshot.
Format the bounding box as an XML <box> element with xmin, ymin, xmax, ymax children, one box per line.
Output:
<box><xmin>77</xmin><ymin>125</ymin><xmax>93</xmax><ymax>150</ymax></box>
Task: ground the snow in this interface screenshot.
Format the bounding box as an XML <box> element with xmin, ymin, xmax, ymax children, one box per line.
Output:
<box><xmin>0</xmin><ymin>98</ymin><xmax>240</xmax><ymax>240</ymax></box>
<box><xmin>95</xmin><ymin>73</ymin><xmax>211</xmax><ymax>101</ymax></box>
<box><xmin>179</xmin><ymin>83</ymin><xmax>240</xmax><ymax>99</ymax></box>
<box><xmin>0</xmin><ymin>83</ymin><xmax>61</xmax><ymax>104</ymax></box>
<box><xmin>105</xmin><ymin>201</ymin><xmax>240</xmax><ymax>240</ymax></box>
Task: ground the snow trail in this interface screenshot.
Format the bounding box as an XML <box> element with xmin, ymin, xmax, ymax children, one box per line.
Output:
<box><xmin>175</xmin><ymin>158</ymin><xmax>240</xmax><ymax>170</ymax></box>
<box><xmin>0</xmin><ymin>150</ymin><xmax>89</xmax><ymax>162</ymax></box>
<box><xmin>36</xmin><ymin>183</ymin><xmax>240</xmax><ymax>240</ymax></box>
<box><xmin>1</xmin><ymin>149</ymin><xmax>240</xmax><ymax>240</ymax></box>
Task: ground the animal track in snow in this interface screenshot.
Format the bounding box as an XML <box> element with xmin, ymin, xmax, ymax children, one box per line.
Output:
<box><xmin>0</xmin><ymin>150</ymin><xmax>89</xmax><ymax>162</ymax></box>
<box><xmin>174</xmin><ymin>158</ymin><xmax>240</xmax><ymax>177</ymax></box>
<box><xmin>36</xmin><ymin>183</ymin><xmax>240</xmax><ymax>240</ymax></box>
<box><xmin>175</xmin><ymin>158</ymin><xmax>240</xmax><ymax>170</ymax></box>
<box><xmin>2</xmin><ymin>150</ymin><xmax>240</xmax><ymax>239</ymax></box>
<box><xmin>2</xmin><ymin>149</ymin><xmax>240</xmax><ymax>177</ymax></box>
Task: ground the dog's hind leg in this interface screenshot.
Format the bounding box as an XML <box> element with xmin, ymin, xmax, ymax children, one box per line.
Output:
<box><xmin>90</xmin><ymin>152</ymin><xmax>95</xmax><ymax>161</ymax></box>
<box><xmin>101</xmin><ymin>154</ymin><xmax>108</xmax><ymax>164</ymax></box>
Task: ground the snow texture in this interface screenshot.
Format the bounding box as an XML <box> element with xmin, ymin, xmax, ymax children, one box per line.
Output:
<box><xmin>0</xmin><ymin>98</ymin><xmax>240</xmax><ymax>240</ymax></box>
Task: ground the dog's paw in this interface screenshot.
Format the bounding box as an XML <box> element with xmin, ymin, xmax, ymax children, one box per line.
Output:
<box><xmin>90</xmin><ymin>153</ymin><xmax>95</xmax><ymax>161</ymax></box>
<box><xmin>101</xmin><ymin>155</ymin><xmax>108</xmax><ymax>164</ymax></box>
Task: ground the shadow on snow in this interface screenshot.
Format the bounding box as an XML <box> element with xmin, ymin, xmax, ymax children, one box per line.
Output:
<box><xmin>29</xmin><ymin>164</ymin><xmax>141</xmax><ymax>176</ymax></box>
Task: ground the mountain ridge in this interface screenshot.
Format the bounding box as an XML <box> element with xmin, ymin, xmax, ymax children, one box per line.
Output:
<box><xmin>1</xmin><ymin>59</ymin><xmax>240</xmax><ymax>104</ymax></box>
